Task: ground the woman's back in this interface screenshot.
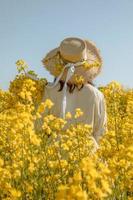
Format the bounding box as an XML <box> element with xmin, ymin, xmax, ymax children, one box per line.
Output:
<box><xmin>43</xmin><ymin>82</ymin><xmax>106</xmax><ymax>144</ymax></box>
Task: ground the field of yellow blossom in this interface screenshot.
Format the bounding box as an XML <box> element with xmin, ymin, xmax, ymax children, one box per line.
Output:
<box><xmin>0</xmin><ymin>60</ymin><xmax>132</xmax><ymax>200</ymax></box>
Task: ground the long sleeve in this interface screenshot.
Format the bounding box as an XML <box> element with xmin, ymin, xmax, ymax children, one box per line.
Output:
<box><xmin>92</xmin><ymin>93</ymin><xmax>107</xmax><ymax>145</ymax></box>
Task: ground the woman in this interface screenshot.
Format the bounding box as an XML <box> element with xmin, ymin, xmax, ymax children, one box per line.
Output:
<box><xmin>41</xmin><ymin>37</ymin><xmax>107</xmax><ymax>149</ymax></box>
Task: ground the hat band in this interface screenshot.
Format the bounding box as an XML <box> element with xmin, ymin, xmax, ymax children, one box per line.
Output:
<box><xmin>59</xmin><ymin>47</ymin><xmax>88</xmax><ymax>64</ymax></box>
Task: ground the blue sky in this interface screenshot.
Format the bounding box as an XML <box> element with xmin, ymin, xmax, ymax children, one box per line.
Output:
<box><xmin>0</xmin><ymin>0</ymin><xmax>133</xmax><ymax>90</ymax></box>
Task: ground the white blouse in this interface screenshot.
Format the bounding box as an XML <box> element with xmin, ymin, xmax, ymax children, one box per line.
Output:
<box><xmin>42</xmin><ymin>82</ymin><xmax>107</xmax><ymax>148</ymax></box>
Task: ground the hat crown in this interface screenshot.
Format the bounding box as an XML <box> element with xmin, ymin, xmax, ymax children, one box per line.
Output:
<box><xmin>59</xmin><ymin>37</ymin><xmax>87</xmax><ymax>63</ymax></box>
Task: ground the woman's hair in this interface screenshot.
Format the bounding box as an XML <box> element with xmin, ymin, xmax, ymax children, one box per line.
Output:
<box><xmin>54</xmin><ymin>78</ymin><xmax>95</xmax><ymax>93</ymax></box>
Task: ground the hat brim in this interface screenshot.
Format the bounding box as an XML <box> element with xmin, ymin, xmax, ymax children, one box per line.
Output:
<box><xmin>41</xmin><ymin>39</ymin><xmax>102</xmax><ymax>83</ymax></box>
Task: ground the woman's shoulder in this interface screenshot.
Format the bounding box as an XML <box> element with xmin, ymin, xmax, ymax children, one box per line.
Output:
<box><xmin>84</xmin><ymin>83</ymin><xmax>104</xmax><ymax>99</ymax></box>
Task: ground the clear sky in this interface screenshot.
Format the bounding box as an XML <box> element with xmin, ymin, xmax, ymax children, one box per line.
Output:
<box><xmin>0</xmin><ymin>0</ymin><xmax>133</xmax><ymax>90</ymax></box>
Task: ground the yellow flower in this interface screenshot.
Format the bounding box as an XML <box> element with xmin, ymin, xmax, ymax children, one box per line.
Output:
<box><xmin>83</xmin><ymin>62</ymin><xmax>93</xmax><ymax>69</ymax></box>
<box><xmin>55</xmin><ymin>64</ymin><xmax>63</xmax><ymax>74</ymax></box>
<box><xmin>28</xmin><ymin>163</ymin><xmax>35</xmax><ymax>173</ymax></box>
<box><xmin>45</xmin><ymin>126</ymin><xmax>52</xmax><ymax>135</ymax></box>
<box><xmin>73</xmin><ymin>74</ymin><xmax>85</xmax><ymax>85</ymax></box>
<box><xmin>38</xmin><ymin>99</ymin><xmax>54</xmax><ymax>113</ymax></box>
<box><xmin>74</xmin><ymin>108</ymin><xmax>83</xmax><ymax>118</ymax></box>
<box><xmin>73</xmin><ymin>171</ymin><xmax>82</xmax><ymax>183</ymax></box>
<box><xmin>44</xmin><ymin>99</ymin><xmax>54</xmax><ymax>108</ymax></box>
<box><xmin>30</xmin><ymin>132</ymin><xmax>41</xmax><ymax>146</ymax></box>
<box><xmin>26</xmin><ymin>184</ymin><xmax>33</xmax><ymax>193</ymax></box>
<box><xmin>10</xmin><ymin>189</ymin><xmax>21</xmax><ymax>198</ymax></box>
<box><xmin>65</xmin><ymin>112</ymin><xmax>72</xmax><ymax>120</ymax></box>
<box><xmin>13</xmin><ymin>170</ymin><xmax>21</xmax><ymax>178</ymax></box>
<box><xmin>83</xmin><ymin>60</ymin><xmax>100</xmax><ymax>70</ymax></box>
<box><xmin>76</xmin><ymin>190</ymin><xmax>88</xmax><ymax>200</ymax></box>
<box><xmin>0</xmin><ymin>158</ymin><xmax>4</xmax><ymax>166</ymax></box>
<box><xmin>60</xmin><ymin>159</ymin><xmax>68</xmax><ymax>168</ymax></box>
<box><xmin>56</xmin><ymin>185</ymin><xmax>69</xmax><ymax>199</ymax></box>
<box><xmin>61</xmin><ymin>143</ymin><xmax>69</xmax><ymax>151</ymax></box>
<box><xmin>15</xmin><ymin>59</ymin><xmax>25</xmax><ymax>66</ymax></box>
<box><xmin>37</xmin><ymin>102</ymin><xmax>46</xmax><ymax>113</ymax></box>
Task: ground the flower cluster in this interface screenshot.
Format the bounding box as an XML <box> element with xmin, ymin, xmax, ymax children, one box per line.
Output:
<box><xmin>0</xmin><ymin>61</ymin><xmax>132</xmax><ymax>199</ymax></box>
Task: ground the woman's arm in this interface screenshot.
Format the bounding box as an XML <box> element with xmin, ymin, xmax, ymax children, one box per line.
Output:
<box><xmin>92</xmin><ymin>93</ymin><xmax>107</xmax><ymax>145</ymax></box>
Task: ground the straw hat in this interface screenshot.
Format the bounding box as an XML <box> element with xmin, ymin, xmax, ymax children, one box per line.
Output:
<box><xmin>42</xmin><ymin>37</ymin><xmax>102</xmax><ymax>84</ymax></box>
